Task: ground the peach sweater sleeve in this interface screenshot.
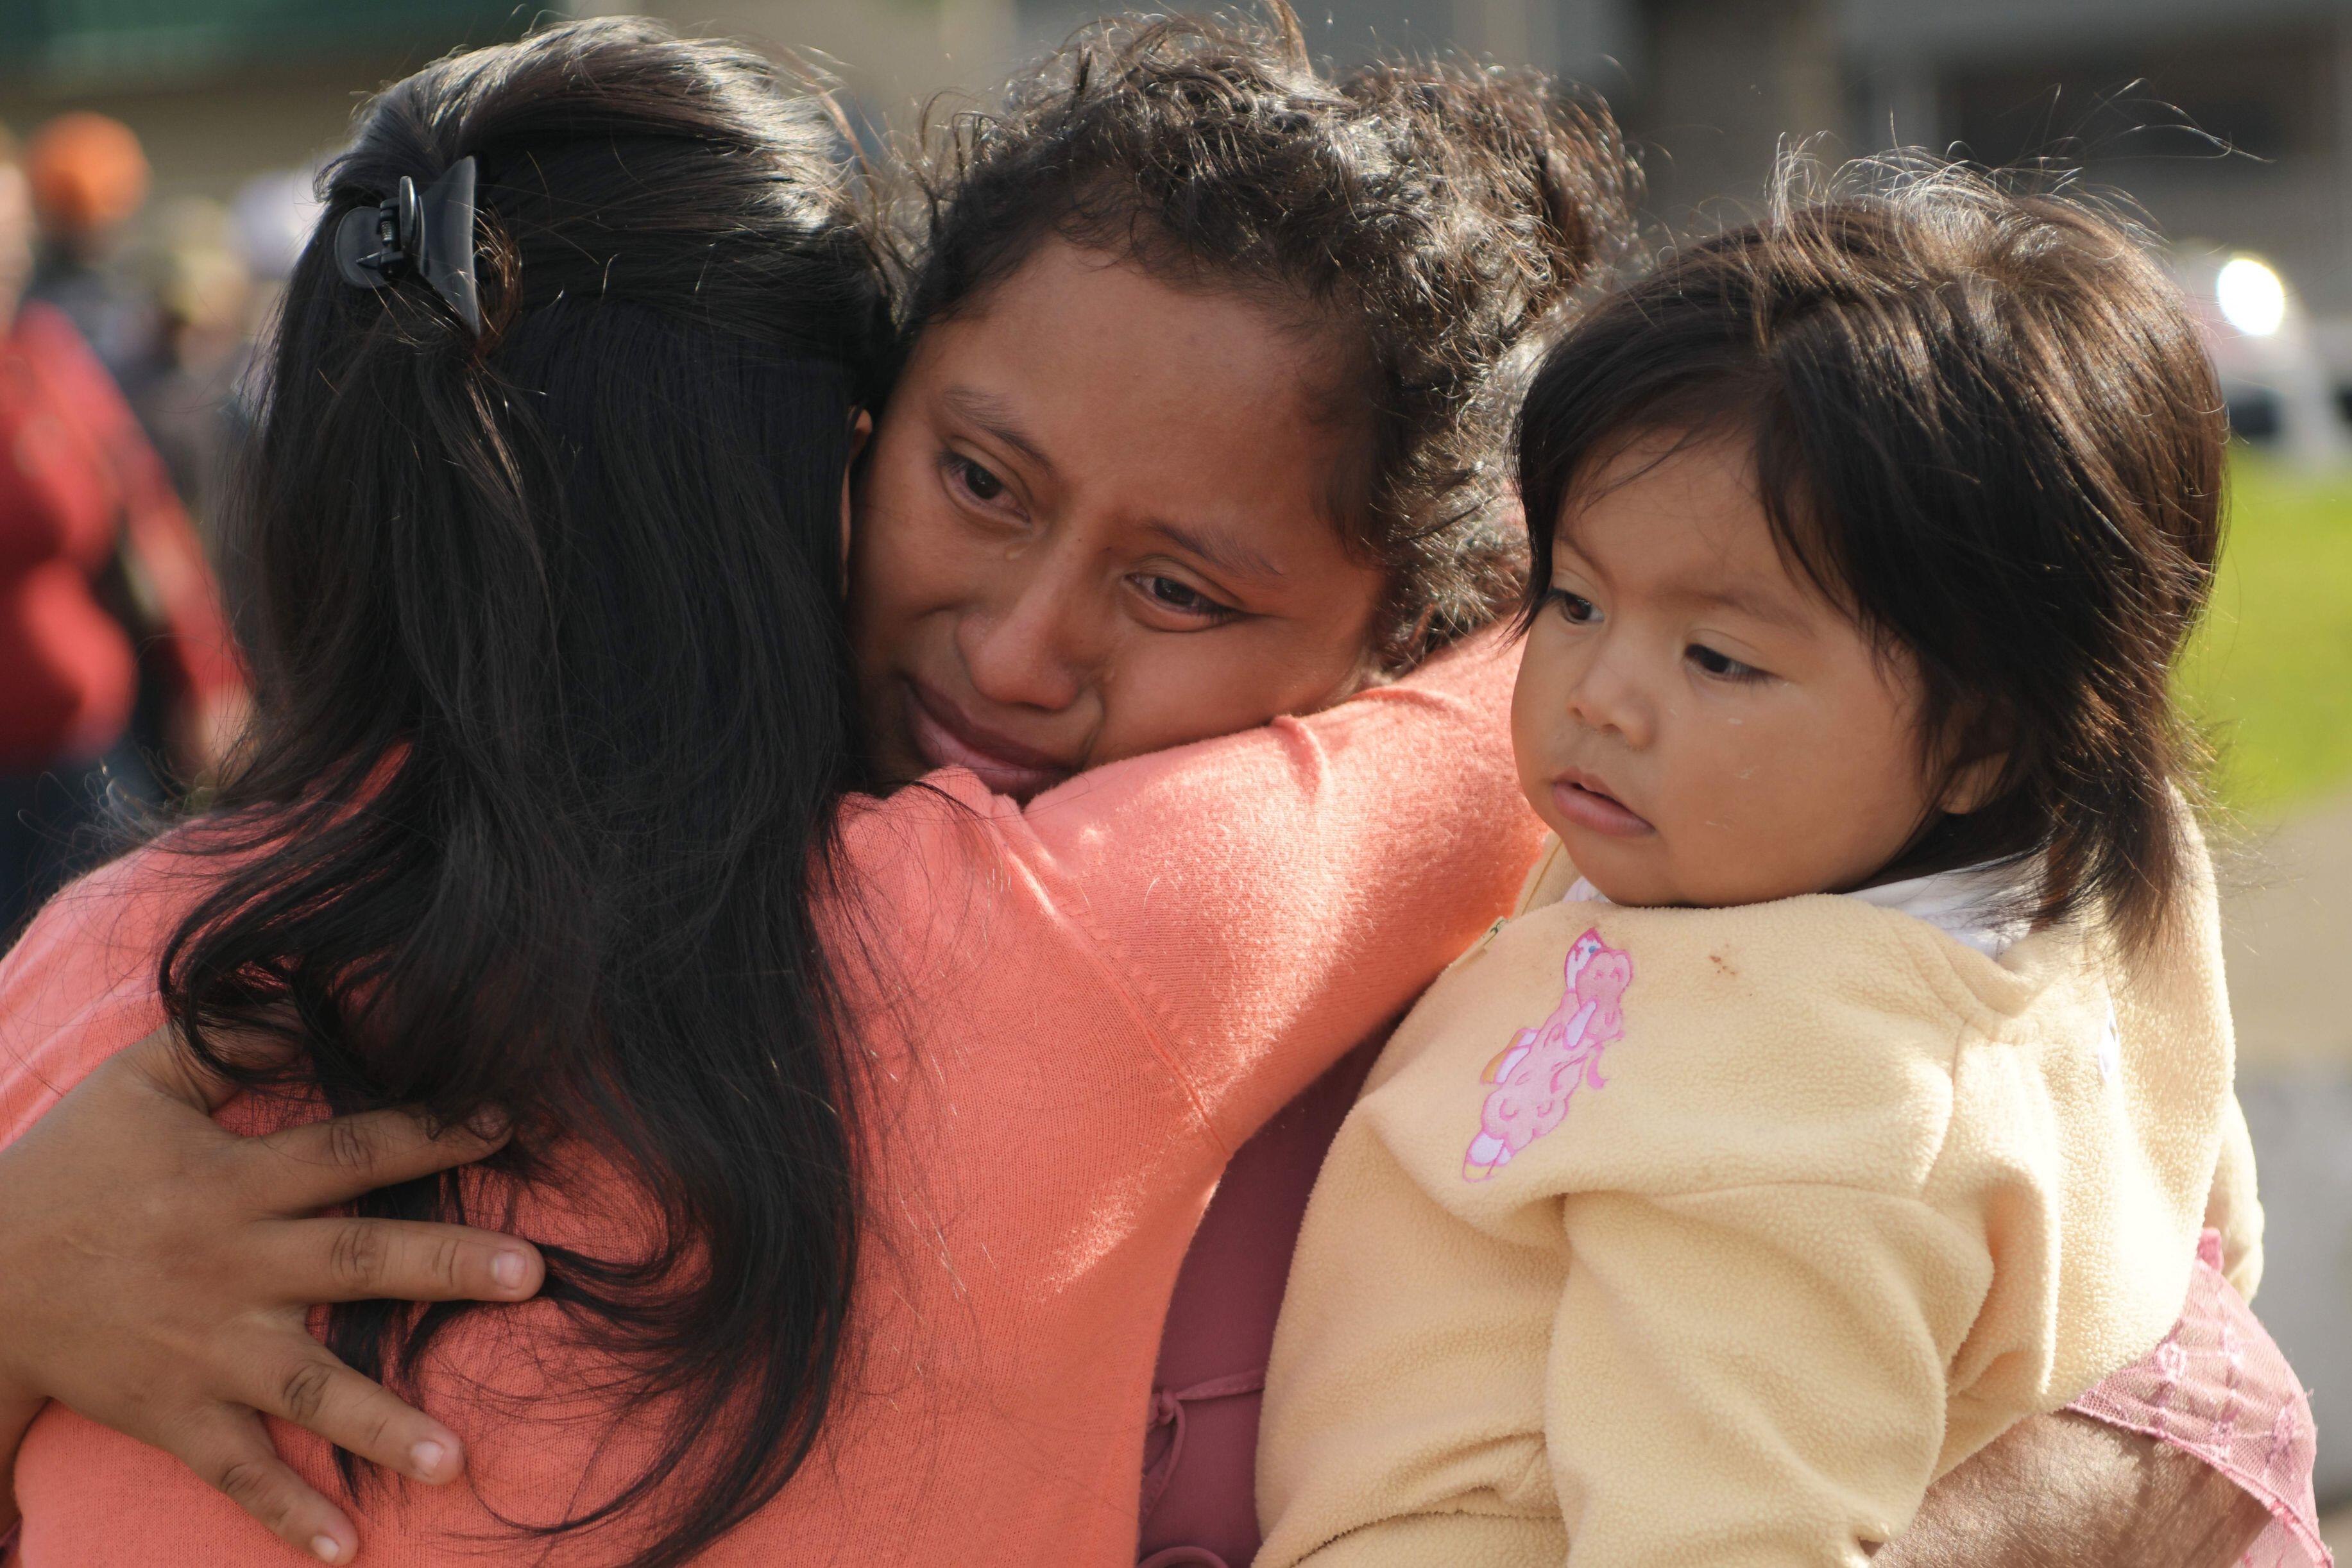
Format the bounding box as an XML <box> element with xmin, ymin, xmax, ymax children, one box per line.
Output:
<box><xmin>2</xmin><ymin>634</ymin><xmax>1531</xmax><ymax>1144</ymax></box>
<box><xmin>840</xmin><ymin>632</ymin><xmax>1542</xmax><ymax>1154</ymax></box>
<box><xmin>0</xmin><ymin>635</ymin><xmax>1538</xmax><ymax>1568</ymax></box>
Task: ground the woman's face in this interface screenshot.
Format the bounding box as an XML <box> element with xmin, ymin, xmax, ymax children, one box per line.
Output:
<box><xmin>849</xmin><ymin>238</ymin><xmax>1388</xmax><ymax>799</ymax></box>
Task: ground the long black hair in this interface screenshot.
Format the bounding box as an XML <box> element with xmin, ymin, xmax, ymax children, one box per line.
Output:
<box><xmin>1517</xmin><ymin>160</ymin><xmax>2225</xmax><ymax>951</ymax></box>
<box><xmin>911</xmin><ymin>1</ymin><xmax>1640</xmax><ymax>668</ymax></box>
<box><xmin>157</xmin><ymin>21</ymin><xmax>894</xmax><ymax>1563</ymax></box>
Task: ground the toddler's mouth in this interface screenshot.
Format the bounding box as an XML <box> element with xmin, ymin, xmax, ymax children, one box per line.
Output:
<box><xmin>1551</xmin><ymin>768</ymin><xmax>1655</xmax><ymax>839</ymax></box>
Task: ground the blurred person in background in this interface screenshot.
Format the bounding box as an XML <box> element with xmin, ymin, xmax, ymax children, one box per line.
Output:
<box><xmin>118</xmin><ymin>200</ymin><xmax>256</xmax><ymax>543</ymax></box>
<box><xmin>23</xmin><ymin>111</ymin><xmax>151</xmax><ymax>373</ymax></box>
<box><xmin>0</xmin><ymin>123</ymin><xmax>248</xmax><ymax>939</ymax></box>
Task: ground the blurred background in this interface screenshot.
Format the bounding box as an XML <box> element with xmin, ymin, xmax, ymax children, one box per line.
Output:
<box><xmin>1</xmin><ymin>0</ymin><xmax>2348</xmax><ymax>1541</ymax></box>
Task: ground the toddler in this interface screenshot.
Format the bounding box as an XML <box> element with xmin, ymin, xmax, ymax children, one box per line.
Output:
<box><xmin>1257</xmin><ymin>166</ymin><xmax>2259</xmax><ymax>1567</ymax></box>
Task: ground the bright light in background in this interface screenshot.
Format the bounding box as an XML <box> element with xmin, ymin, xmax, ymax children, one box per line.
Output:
<box><xmin>2217</xmin><ymin>256</ymin><xmax>2288</xmax><ymax>337</ymax></box>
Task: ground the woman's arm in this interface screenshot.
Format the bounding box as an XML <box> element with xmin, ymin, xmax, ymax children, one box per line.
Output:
<box><xmin>1888</xmin><ymin>1411</ymin><xmax>2272</xmax><ymax>1568</ymax></box>
<box><xmin>976</xmin><ymin>633</ymin><xmax>1546</xmax><ymax>1148</ymax></box>
<box><xmin>0</xmin><ymin>1027</ymin><xmax>544</xmax><ymax>1563</ymax></box>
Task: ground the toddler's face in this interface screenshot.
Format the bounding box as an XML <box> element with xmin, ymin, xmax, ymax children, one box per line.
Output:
<box><xmin>1513</xmin><ymin>431</ymin><xmax>1950</xmax><ymax>908</ymax></box>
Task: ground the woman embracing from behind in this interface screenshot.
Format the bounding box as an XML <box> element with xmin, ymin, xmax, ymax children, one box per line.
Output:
<box><xmin>0</xmin><ymin>12</ymin><xmax>1622</xmax><ymax>1565</ymax></box>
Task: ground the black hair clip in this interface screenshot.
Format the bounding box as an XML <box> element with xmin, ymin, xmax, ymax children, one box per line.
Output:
<box><xmin>333</xmin><ymin>157</ymin><xmax>483</xmax><ymax>336</ymax></box>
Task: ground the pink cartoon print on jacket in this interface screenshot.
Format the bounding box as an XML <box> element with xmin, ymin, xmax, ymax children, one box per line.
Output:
<box><xmin>1463</xmin><ymin>928</ymin><xmax>1633</xmax><ymax>1181</ymax></box>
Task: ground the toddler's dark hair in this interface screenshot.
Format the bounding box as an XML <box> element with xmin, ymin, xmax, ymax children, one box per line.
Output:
<box><xmin>910</xmin><ymin>2</ymin><xmax>1639</xmax><ymax>667</ymax></box>
<box><xmin>1517</xmin><ymin>160</ymin><xmax>2226</xmax><ymax>951</ymax></box>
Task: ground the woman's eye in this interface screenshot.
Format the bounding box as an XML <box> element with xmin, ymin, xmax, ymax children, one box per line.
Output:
<box><xmin>1687</xmin><ymin>643</ymin><xmax>1766</xmax><ymax>682</ymax></box>
<box><xmin>947</xmin><ymin>454</ymin><xmax>1009</xmax><ymax>504</ymax></box>
<box><xmin>1134</xmin><ymin>574</ymin><xmax>1236</xmax><ymax>622</ymax></box>
<box><xmin>1548</xmin><ymin>588</ymin><xmax>1600</xmax><ymax>625</ymax></box>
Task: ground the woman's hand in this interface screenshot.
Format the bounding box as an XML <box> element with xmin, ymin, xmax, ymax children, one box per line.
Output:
<box><xmin>1883</xmin><ymin>1410</ymin><xmax>2272</xmax><ymax>1567</ymax></box>
<box><xmin>0</xmin><ymin>1026</ymin><xmax>546</xmax><ymax>1564</ymax></box>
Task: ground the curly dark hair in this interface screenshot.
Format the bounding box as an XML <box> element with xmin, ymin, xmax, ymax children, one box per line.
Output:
<box><xmin>909</xmin><ymin>3</ymin><xmax>1640</xmax><ymax>668</ymax></box>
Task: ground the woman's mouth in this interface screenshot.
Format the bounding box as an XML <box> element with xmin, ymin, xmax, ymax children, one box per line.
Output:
<box><xmin>903</xmin><ymin>679</ymin><xmax>1075</xmax><ymax>800</ymax></box>
<box><xmin>1550</xmin><ymin>768</ymin><xmax>1654</xmax><ymax>839</ymax></box>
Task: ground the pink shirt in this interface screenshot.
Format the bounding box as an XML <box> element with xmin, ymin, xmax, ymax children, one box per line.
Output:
<box><xmin>0</xmin><ymin>636</ymin><xmax>1545</xmax><ymax>1567</ymax></box>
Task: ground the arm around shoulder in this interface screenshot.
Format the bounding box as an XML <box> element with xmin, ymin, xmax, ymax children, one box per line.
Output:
<box><xmin>921</xmin><ymin>633</ymin><xmax>1544</xmax><ymax>1146</ymax></box>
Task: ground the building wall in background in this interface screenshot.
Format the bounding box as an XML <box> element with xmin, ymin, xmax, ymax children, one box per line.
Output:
<box><xmin>583</xmin><ymin>0</ymin><xmax>1025</xmax><ymax>141</ymax></box>
<box><xmin>5</xmin><ymin>0</ymin><xmax>2347</xmax><ymax>303</ymax></box>
<box><xmin>0</xmin><ymin>0</ymin><xmax>1029</xmax><ymax>202</ymax></box>
<box><xmin>1602</xmin><ymin>0</ymin><xmax>2352</xmax><ymax>314</ymax></box>
<box><xmin>0</xmin><ymin>0</ymin><xmax>529</xmax><ymax>201</ymax></box>
<box><xmin>1839</xmin><ymin>0</ymin><xmax>2352</xmax><ymax>314</ymax></box>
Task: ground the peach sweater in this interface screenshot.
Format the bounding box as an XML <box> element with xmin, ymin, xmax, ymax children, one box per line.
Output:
<box><xmin>0</xmin><ymin>638</ymin><xmax>1543</xmax><ymax>1568</ymax></box>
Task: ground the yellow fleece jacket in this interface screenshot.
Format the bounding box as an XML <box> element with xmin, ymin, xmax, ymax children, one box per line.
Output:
<box><xmin>1258</xmin><ymin>838</ymin><xmax>2257</xmax><ymax>1568</ymax></box>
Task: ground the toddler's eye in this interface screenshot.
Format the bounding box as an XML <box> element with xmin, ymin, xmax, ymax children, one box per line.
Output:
<box><xmin>1547</xmin><ymin>588</ymin><xmax>1600</xmax><ymax>625</ymax></box>
<box><xmin>1687</xmin><ymin>643</ymin><xmax>1766</xmax><ymax>682</ymax></box>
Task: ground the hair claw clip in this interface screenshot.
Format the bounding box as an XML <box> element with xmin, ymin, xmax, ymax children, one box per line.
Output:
<box><xmin>333</xmin><ymin>157</ymin><xmax>484</xmax><ymax>336</ymax></box>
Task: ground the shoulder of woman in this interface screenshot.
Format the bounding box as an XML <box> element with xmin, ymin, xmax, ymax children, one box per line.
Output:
<box><xmin>1347</xmin><ymin>626</ymin><xmax>1521</xmax><ymax>726</ymax></box>
<box><xmin>0</xmin><ymin>840</ymin><xmax>210</xmax><ymax>1139</ymax></box>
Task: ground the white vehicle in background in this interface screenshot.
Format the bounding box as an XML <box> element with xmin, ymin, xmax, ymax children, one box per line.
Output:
<box><xmin>2171</xmin><ymin>245</ymin><xmax>2349</xmax><ymax>467</ymax></box>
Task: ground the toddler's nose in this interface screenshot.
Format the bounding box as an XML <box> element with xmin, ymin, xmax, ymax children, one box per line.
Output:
<box><xmin>1562</xmin><ymin>649</ymin><xmax>1655</xmax><ymax>751</ymax></box>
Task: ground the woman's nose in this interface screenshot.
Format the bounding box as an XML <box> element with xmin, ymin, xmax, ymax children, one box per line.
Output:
<box><xmin>957</xmin><ymin>550</ymin><xmax>1096</xmax><ymax>713</ymax></box>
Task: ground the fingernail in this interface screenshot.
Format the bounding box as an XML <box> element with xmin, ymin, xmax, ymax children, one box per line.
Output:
<box><xmin>410</xmin><ymin>1438</ymin><xmax>448</xmax><ymax>1478</ymax></box>
<box><xmin>493</xmin><ymin>1250</ymin><xmax>528</xmax><ymax>1290</ymax></box>
<box><xmin>312</xmin><ymin>1537</ymin><xmax>343</xmax><ymax>1563</ymax></box>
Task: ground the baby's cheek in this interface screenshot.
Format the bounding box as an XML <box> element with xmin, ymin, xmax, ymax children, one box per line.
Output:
<box><xmin>1687</xmin><ymin>737</ymin><xmax>1909</xmax><ymax>903</ymax></box>
<box><xmin>1509</xmin><ymin>662</ymin><xmax>1574</xmax><ymax>824</ymax></box>
<box><xmin>1655</xmin><ymin>742</ymin><xmax>1808</xmax><ymax>902</ymax></box>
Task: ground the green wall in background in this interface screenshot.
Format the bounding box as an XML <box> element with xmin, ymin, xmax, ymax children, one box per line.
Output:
<box><xmin>0</xmin><ymin>0</ymin><xmax>535</xmax><ymax>87</ymax></box>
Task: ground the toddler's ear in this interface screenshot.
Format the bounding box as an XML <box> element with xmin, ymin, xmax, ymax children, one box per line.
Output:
<box><xmin>1939</xmin><ymin>750</ymin><xmax>2009</xmax><ymax>815</ymax></box>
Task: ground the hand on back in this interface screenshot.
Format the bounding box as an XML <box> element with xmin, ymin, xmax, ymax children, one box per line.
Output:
<box><xmin>0</xmin><ymin>1026</ymin><xmax>541</xmax><ymax>1563</ymax></box>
